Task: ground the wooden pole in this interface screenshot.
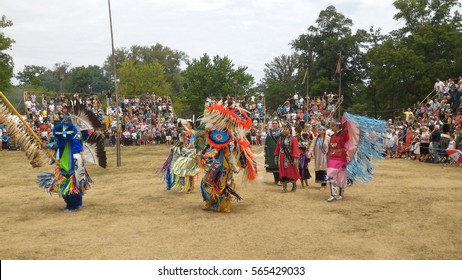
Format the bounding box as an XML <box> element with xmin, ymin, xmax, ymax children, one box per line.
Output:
<box><xmin>338</xmin><ymin>52</ymin><xmax>342</xmax><ymax>120</ymax></box>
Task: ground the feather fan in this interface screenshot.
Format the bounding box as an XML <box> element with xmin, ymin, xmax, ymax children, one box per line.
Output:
<box><xmin>69</xmin><ymin>102</ymin><xmax>102</xmax><ymax>131</ymax></box>
<box><xmin>0</xmin><ymin>100</ymin><xmax>50</xmax><ymax>167</ymax></box>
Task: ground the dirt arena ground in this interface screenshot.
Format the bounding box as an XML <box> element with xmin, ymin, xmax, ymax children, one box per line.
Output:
<box><xmin>0</xmin><ymin>145</ymin><xmax>461</xmax><ymax>260</ymax></box>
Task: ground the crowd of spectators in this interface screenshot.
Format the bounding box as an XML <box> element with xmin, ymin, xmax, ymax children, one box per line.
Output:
<box><xmin>2</xmin><ymin>77</ymin><xmax>461</xmax><ymax>168</ymax></box>
<box><xmin>107</xmin><ymin>94</ymin><xmax>183</xmax><ymax>147</ymax></box>
<box><xmin>22</xmin><ymin>93</ymin><xmax>104</xmax><ymax>144</ymax></box>
<box><xmin>383</xmin><ymin>77</ymin><xmax>462</xmax><ymax>165</ymax></box>
<box><xmin>275</xmin><ymin>91</ymin><xmax>339</xmax><ymax>128</ymax></box>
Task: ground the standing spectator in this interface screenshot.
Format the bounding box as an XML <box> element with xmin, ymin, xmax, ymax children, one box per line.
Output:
<box><xmin>403</xmin><ymin>108</ymin><xmax>415</xmax><ymax>122</ymax></box>
<box><xmin>166</xmin><ymin>128</ymin><xmax>172</xmax><ymax>145</ymax></box>
<box><xmin>455</xmin><ymin>125</ymin><xmax>462</xmax><ymax>150</ymax></box>
<box><xmin>250</xmin><ymin>127</ymin><xmax>257</xmax><ymax>145</ymax></box>
<box><xmin>2</xmin><ymin>129</ymin><xmax>9</xmax><ymax>150</ymax></box>
<box><xmin>419</xmin><ymin>126</ymin><xmax>431</xmax><ymax>162</ymax></box>
<box><xmin>384</xmin><ymin>129</ymin><xmax>395</xmax><ymax>158</ymax></box>
<box><xmin>450</xmin><ymin>84</ymin><xmax>461</xmax><ymax>112</ymax></box>
<box><xmin>404</xmin><ymin>127</ymin><xmax>415</xmax><ymax>160</ymax></box>
<box><xmin>122</xmin><ymin>128</ymin><xmax>131</xmax><ymax>146</ymax></box>
<box><xmin>434</xmin><ymin>78</ymin><xmax>445</xmax><ymax>99</ymax></box>
<box><xmin>155</xmin><ymin>129</ymin><xmax>161</xmax><ymax>144</ymax></box>
<box><xmin>431</xmin><ymin>125</ymin><xmax>441</xmax><ymax>163</ymax></box>
<box><xmin>413</xmin><ymin>133</ymin><xmax>421</xmax><ymax>161</ymax></box>
<box><xmin>106</xmin><ymin>91</ymin><xmax>113</xmax><ymax>105</ymax></box>
<box><xmin>25</xmin><ymin>98</ymin><xmax>32</xmax><ymax>118</ymax></box>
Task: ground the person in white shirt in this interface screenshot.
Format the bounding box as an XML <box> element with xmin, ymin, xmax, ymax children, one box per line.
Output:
<box><xmin>434</xmin><ymin>78</ymin><xmax>445</xmax><ymax>98</ymax></box>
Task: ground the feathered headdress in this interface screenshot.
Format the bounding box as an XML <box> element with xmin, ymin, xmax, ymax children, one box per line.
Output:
<box><xmin>200</xmin><ymin>104</ymin><xmax>252</xmax><ymax>140</ymax></box>
<box><xmin>200</xmin><ymin>103</ymin><xmax>257</xmax><ymax>181</ymax></box>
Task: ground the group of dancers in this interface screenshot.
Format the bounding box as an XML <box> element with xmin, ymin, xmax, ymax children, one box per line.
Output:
<box><xmin>265</xmin><ymin>114</ymin><xmax>388</xmax><ymax>202</ymax></box>
<box><xmin>160</xmin><ymin>100</ymin><xmax>257</xmax><ymax>212</ymax></box>
<box><xmin>1</xmin><ymin>92</ymin><xmax>387</xmax><ymax>212</ymax></box>
<box><xmin>161</xmin><ymin>101</ymin><xmax>388</xmax><ymax>209</ymax></box>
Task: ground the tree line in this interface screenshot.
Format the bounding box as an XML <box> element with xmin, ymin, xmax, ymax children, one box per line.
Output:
<box><xmin>1</xmin><ymin>0</ymin><xmax>461</xmax><ymax>118</ymax></box>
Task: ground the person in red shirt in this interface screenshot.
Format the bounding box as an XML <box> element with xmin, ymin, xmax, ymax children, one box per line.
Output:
<box><xmin>274</xmin><ymin>124</ymin><xmax>301</xmax><ymax>192</ymax></box>
<box><xmin>326</xmin><ymin>119</ymin><xmax>349</xmax><ymax>202</ymax></box>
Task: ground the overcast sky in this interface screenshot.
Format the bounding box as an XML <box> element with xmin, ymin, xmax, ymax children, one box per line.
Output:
<box><xmin>2</xmin><ymin>0</ymin><xmax>403</xmax><ymax>84</ymax></box>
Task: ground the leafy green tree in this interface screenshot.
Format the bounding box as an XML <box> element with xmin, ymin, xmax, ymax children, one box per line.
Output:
<box><xmin>118</xmin><ymin>60</ymin><xmax>172</xmax><ymax>96</ymax></box>
<box><xmin>103</xmin><ymin>43</ymin><xmax>187</xmax><ymax>95</ymax></box>
<box><xmin>291</xmin><ymin>5</ymin><xmax>367</xmax><ymax>108</ymax></box>
<box><xmin>66</xmin><ymin>65</ymin><xmax>111</xmax><ymax>94</ymax></box>
<box><xmin>179</xmin><ymin>54</ymin><xmax>254</xmax><ymax>117</ymax></box>
<box><xmin>363</xmin><ymin>0</ymin><xmax>462</xmax><ymax>118</ymax></box>
<box><xmin>260</xmin><ymin>54</ymin><xmax>299</xmax><ymax>112</ymax></box>
<box><xmin>0</xmin><ymin>15</ymin><xmax>15</xmax><ymax>90</ymax></box>
<box><xmin>16</xmin><ymin>65</ymin><xmax>47</xmax><ymax>86</ymax></box>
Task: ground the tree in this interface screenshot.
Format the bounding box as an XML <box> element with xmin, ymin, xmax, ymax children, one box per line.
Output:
<box><xmin>118</xmin><ymin>60</ymin><xmax>172</xmax><ymax>96</ymax></box>
<box><xmin>0</xmin><ymin>15</ymin><xmax>15</xmax><ymax>90</ymax></box>
<box><xmin>179</xmin><ymin>54</ymin><xmax>254</xmax><ymax>117</ymax></box>
<box><xmin>16</xmin><ymin>65</ymin><xmax>47</xmax><ymax>86</ymax></box>
<box><xmin>260</xmin><ymin>54</ymin><xmax>299</xmax><ymax>111</ymax></box>
<box><xmin>363</xmin><ymin>0</ymin><xmax>462</xmax><ymax>118</ymax></box>
<box><xmin>103</xmin><ymin>43</ymin><xmax>188</xmax><ymax>95</ymax></box>
<box><xmin>291</xmin><ymin>6</ymin><xmax>368</xmax><ymax>108</ymax></box>
<box><xmin>66</xmin><ymin>65</ymin><xmax>111</xmax><ymax>94</ymax></box>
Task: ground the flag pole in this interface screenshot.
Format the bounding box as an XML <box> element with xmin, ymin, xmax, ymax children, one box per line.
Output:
<box><xmin>304</xmin><ymin>67</ymin><xmax>309</xmax><ymax>117</ymax></box>
<box><xmin>337</xmin><ymin>52</ymin><xmax>342</xmax><ymax>119</ymax></box>
<box><xmin>108</xmin><ymin>0</ymin><xmax>121</xmax><ymax>167</ymax></box>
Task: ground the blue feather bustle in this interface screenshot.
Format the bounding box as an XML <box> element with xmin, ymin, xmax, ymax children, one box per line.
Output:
<box><xmin>343</xmin><ymin>112</ymin><xmax>388</xmax><ymax>184</ymax></box>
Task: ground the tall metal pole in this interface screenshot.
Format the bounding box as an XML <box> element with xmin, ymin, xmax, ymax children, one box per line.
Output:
<box><xmin>108</xmin><ymin>0</ymin><xmax>121</xmax><ymax>167</ymax></box>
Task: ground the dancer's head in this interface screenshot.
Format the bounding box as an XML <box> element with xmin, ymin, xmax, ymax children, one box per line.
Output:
<box><xmin>331</xmin><ymin>119</ymin><xmax>341</xmax><ymax>132</ymax></box>
<box><xmin>283</xmin><ymin>123</ymin><xmax>292</xmax><ymax>136</ymax></box>
<box><xmin>272</xmin><ymin>119</ymin><xmax>280</xmax><ymax>130</ymax></box>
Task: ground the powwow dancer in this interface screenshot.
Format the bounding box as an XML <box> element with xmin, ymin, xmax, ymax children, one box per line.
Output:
<box><xmin>37</xmin><ymin>103</ymin><xmax>107</xmax><ymax>212</ymax></box>
<box><xmin>198</xmin><ymin>101</ymin><xmax>256</xmax><ymax>212</ymax></box>
<box><xmin>160</xmin><ymin>121</ymin><xmax>200</xmax><ymax>192</ymax></box>
<box><xmin>264</xmin><ymin>119</ymin><xmax>282</xmax><ymax>184</ymax></box>
<box><xmin>308</xmin><ymin>125</ymin><xmax>330</xmax><ymax>191</ymax></box>
<box><xmin>326</xmin><ymin>113</ymin><xmax>386</xmax><ymax>202</ymax></box>
<box><xmin>274</xmin><ymin>124</ymin><xmax>300</xmax><ymax>192</ymax></box>
<box><xmin>298</xmin><ymin>146</ymin><xmax>311</xmax><ymax>188</ymax></box>
<box><xmin>1</xmin><ymin>94</ymin><xmax>106</xmax><ymax>212</ymax></box>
